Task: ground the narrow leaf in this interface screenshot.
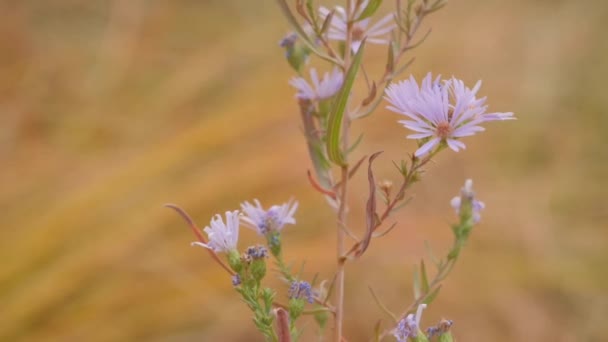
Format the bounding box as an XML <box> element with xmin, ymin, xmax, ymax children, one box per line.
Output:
<box><xmin>361</xmin><ymin>81</ymin><xmax>377</xmax><ymax>106</ymax></box>
<box><xmin>374</xmin><ymin>320</ymin><xmax>383</xmax><ymax>342</ymax></box>
<box><xmin>357</xmin><ymin>0</ymin><xmax>383</xmax><ymax>21</ymax></box>
<box><xmin>320</xmin><ymin>9</ymin><xmax>335</xmax><ymax>35</ymax></box>
<box><xmin>412</xmin><ymin>268</ymin><xmax>421</xmax><ymax>300</ymax></box>
<box><xmin>369</xmin><ymin>286</ymin><xmax>398</xmax><ymax>322</ymax></box>
<box><xmin>306</xmin><ymin>0</ymin><xmax>316</xmax><ymax>21</ymax></box>
<box><xmin>355</xmin><ymin>151</ymin><xmax>383</xmax><ymax>257</ymax></box>
<box><xmin>424</xmin><ymin>240</ymin><xmax>440</xmax><ymax>267</ymax></box>
<box><xmin>346</xmin><ymin>133</ymin><xmax>364</xmax><ymax>155</ymax></box>
<box><xmin>326</xmin><ymin>40</ymin><xmax>366</xmax><ymax>166</ymax></box>
<box><xmin>423</xmin><ymin>285</ymin><xmax>442</xmax><ymax>305</ymax></box>
<box><xmin>420</xmin><ymin>260</ymin><xmax>430</xmax><ymax>293</ymax></box>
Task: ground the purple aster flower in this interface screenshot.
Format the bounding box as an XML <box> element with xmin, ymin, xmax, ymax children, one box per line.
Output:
<box><xmin>288</xmin><ymin>280</ymin><xmax>314</xmax><ymax>303</ymax></box>
<box><xmin>393</xmin><ymin>304</ymin><xmax>427</xmax><ymax>341</ymax></box>
<box><xmin>191</xmin><ymin>210</ymin><xmax>240</xmax><ymax>253</ymax></box>
<box><xmin>319</xmin><ymin>1</ymin><xmax>395</xmax><ymax>53</ymax></box>
<box><xmin>385</xmin><ymin>72</ymin><xmax>515</xmax><ymax>157</ymax></box>
<box><xmin>451</xmin><ymin>179</ymin><xmax>485</xmax><ymax>223</ymax></box>
<box><xmin>289</xmin><ymin>68</ymin><xmax>343</xmax><ymax>101</ymax></box>
<box><xmin>240</xmin><ymin>199</ymin><xmax>298</xmax><ymax>235</ymax></box>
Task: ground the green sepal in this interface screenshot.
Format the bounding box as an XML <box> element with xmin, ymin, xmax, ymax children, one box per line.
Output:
<box><xmin>438</xmin><ymin>332</ymin><xmax>454</xmax><ymax>342</ymax></box>
<box><xmin>251</xmin><ymin>258</ymin><xmax>267</xmax><ymax>282</ymax></box>
<box><xmin>227</xmin><ymin>250</ymin><xmax>243</xmax><ymax>273</ymax></box>
<box><xmin>288</xmin><ymin>298</ymin><xmax>306</xmax><ymax>321</ymax></box>
<box><xmin>412</xmin><ymin>330</ymin><xmax>430</xmax><ymax>342</ymax></box>
<box><xmin>267</xmin><ymin>232</ymin><xmax>282</xmax><ymax>257</ymax></box>
<box><xmin>313</xmin><ymin>306</ymin><xmax>329</xmax><ymax>330</ymax></box>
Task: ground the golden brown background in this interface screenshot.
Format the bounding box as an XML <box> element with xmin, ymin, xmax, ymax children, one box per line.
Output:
<box><xmin>1</xmin><ymin>0</ymin><xmax>607</xmax><ymax>341</ymax></box>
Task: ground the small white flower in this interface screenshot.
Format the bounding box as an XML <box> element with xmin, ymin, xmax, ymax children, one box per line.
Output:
<box><xmin>289</xmin><ymin>68</ymin><xmax>343</xmax><ymax>101</ymax></box>
<box><xmin>319</xmin><ymin>0</ymin><xmax>396</xmax><ymax>53</ymax></box>
<box><xmin>192</xmin><ymin>210</ymin><xmax>240</xmax><ymax>253</ymax></box>
<box><xmin>240</xmin><ymin>199</ymin><xmax>298</xmax><ymax>235</ymax></box>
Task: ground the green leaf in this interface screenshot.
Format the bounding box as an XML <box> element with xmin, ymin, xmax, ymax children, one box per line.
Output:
<box><xmin>412</xmin><ymin>268</ymin><xmax>421</xmax><ymax>300</ymax></box>
<box><xmin>420</xmin><ymin>260</ymin><xmax>430</xmax><ymax>293</ymax></box>
<box><xmin>306</xmin><ymin>0</ymin><xmax>316</xmax><ymax>22</ymax></box>
<box><xmin>346</xmin><ymin>133</ymin><xmax>364</xmax><ymax>155</ymax></box>
<box><xmin>423</xmin><ymin>285</ymin><xmax>442</xmax><ymax>305</ymax></box>
<box><xmin>424</xmin><ymin>240</ymin><xmax>440</xmax><ymax>267</ymax></box>
<box><xmin>373</xmin><ymin>320</ymin><xmax>383</xmax><ymax>342</ymax></box>
<box><xmin>357</xmin><ymin>0</ymin><xmax>384</xmax><ymax>21</ymax></box>
<box><xmin>326</xmin><ymin>40</ymin><xmax>366</xmax><ymax>166</ymax></box>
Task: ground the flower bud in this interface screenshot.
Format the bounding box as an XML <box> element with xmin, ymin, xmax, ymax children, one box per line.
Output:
<box><xmin>288</xmin><ymin>298</ymin><xmax>305</xmax><ymax>319</ymax></box>
<box><xmin>227</xmin><ymin>250</ymin><xmax>243</xmax><ymax>273</ymax></box>
<box><xmin>250</xmin><ymin>258</ymin><xmax>267</xmax><ymax>282</ymax></box>
<box><xmin>268</xmin><ymin>232</ymin><xmax>282</xmax><ymax>257</ymax></box>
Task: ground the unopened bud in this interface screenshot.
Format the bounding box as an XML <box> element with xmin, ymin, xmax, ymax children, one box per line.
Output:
<box><xmin>378</xmin><ymin>179</ymin><xmax>393</xmax><ymax>197</ymax></box>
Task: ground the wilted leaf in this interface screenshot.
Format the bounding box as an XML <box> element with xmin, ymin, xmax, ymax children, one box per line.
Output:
<box><xmin>355</xmin><ymin>151</ymin><xmax>383</xmax><ymax>257</ymax></box>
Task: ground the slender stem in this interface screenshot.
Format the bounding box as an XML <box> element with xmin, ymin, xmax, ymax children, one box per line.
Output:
<box><xmin>335</xmin><ymin>165</ymin><xmax>349</xmax><ymax>342</ymax></box>
<box><xmin>375</xmin><ymin>258</ymin><xmax>456</xmax><ymax>341</ymax></box>
<box><xmin>334</xmin><ymin>0</ymin><xmax>354</xmax><ymax>339</ymax></box>
<box><xmin>343</xmin><ymin>0</ymin><xmax>353</xmax><ymax>69</ymax></box>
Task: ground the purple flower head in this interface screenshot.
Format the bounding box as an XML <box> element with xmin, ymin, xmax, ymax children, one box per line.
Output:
<box><xmin>427</xmin><ymin>319</ymin><xmax>454</xmax><ymax>338</ymax></box>
<box><xmin>385</xmin><ymin>73</ymin><xmax>515</xmax><ymax>157</ymax></box>
<box><xmin>393</xmin><ymin>304</ymin><xmax>427</xmax><ymax>341</ymax></box>
<box><xmin>231</xmin><ymin>274</ymin><xmax>242</xmax><ymax>287</ymax></box>
<box><xmin>288</xmin><ymin>280</ymin><xmax>314</xmax><ymax>303</ymax></box>
<box><xmin>191</xmin><ymin>210</ymin><xmax>240</xmax><ymax>253</ymax></box>
<box><xmin>289</xmin><ymin>68</ymin><xmax>343</xmax><ymax>101</ymax></box>
<box><xmin>240</xmin><ymin>199</ymin><xmax>298</xmax><ymax>235</ymax></box>
<box><xmin>279</xmin><ymin>32</ymin><xmax>298</xmax><ymax>50</ymax></box>
<box><xmin>451</xmin><ymin>179</ymin><xmax>485</xmax><ymax>223</ymax></box>
<box><xmin>245</xmin><ymin>245</ymin><xmax>269</xmax><ymax>261</ymax></box>
<box><xmin>319</xmin><ymin>0</ymin><xmax>396</xmax><ymax>53</ymax></box>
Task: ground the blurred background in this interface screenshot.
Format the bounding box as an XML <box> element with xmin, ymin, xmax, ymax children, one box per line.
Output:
<box><xmin>1</xmin><ymin>0</ymin><xmax>607</xmax><ymax>341</ymax></box>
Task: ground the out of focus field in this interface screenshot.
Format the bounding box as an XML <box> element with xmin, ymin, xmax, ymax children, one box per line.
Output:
<box><xmin>1</xmin><ymin>1</ymin><xmax>607</xmax><ymax>341</ymax></box>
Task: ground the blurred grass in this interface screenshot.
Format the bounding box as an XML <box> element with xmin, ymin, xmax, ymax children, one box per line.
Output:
<box><xmin>1</xmin><ymin>0</ymin><xmax>607</xmax><ymax>341</ymax></box>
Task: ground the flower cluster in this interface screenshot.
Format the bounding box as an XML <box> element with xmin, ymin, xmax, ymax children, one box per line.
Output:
<box><xmin>426</xmin><ymin>319</ymin><xmax>454</xmax><ymax>338</ymax></box>
<box><xmin>191</xmin><ymin>200</ymin><xmax>298</xmax><ymax>255</ymax></box>
<box><xmin>288</xmin><ymin>280</ymin><xmax>315</xmax><ymax>304</ymax></box>
<box><xmin>170</xmin><ymin>0</ymin><xmax>516</xmax><ymax>341</ymax></box>
<box><xmin>243</xmin><ymin>245</ymin><xmax>269</xmax><ymax>261</ymax></box>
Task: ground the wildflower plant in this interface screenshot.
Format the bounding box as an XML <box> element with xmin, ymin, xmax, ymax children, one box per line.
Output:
<box><xmin>166</xmin><ymin>0</ymin><xmax>514</xmax><ymax>341</ymax></box>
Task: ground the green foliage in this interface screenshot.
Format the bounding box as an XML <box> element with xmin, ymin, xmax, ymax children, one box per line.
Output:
<box><xmin>358</xmin><ymin>0</ymin><xmax>384</xmax><ymax>20</ymax></box>
<box><xmin>326</xmin><ymin>41</ymin><xmax>366</xmax><ymax>166</ymax></box>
